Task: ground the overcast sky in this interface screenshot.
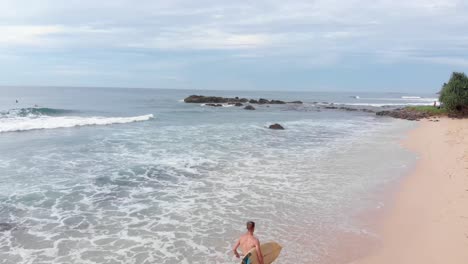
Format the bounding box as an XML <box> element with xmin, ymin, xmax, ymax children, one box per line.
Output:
<box><xmin>0</xmin><ymin>0</ymin><xmax>467</xmax><ymax>92</ymax></box>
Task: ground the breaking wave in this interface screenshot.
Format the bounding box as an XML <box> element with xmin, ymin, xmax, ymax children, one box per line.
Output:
<box><xmin>0</xmin><ymin>107</ymin><xmax>154</xmax><ymax>133</ymax></box>
<box><xmin>344</xmin><ymin>102</ymin><xmax>435</xmax><ymax>107</ymax></box>
<box><xmin>401</xmin><ymin>96</ymin><xmax>421</xmax><ymax>99</ymax></box>
<box><xmin>353</xmin><ymin>97</ymin><xmax>437</xmax><ymax>102</ymax></box>
<box><xmin>0</xmin><ymin>107</ymin><xmax>75</xmax><ymax>118</ymax></box>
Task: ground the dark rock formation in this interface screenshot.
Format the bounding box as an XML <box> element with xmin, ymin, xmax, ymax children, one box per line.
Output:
<box><xmin>338</xmin><ymin>106</ymin><xmax>358</xmax><ymax>111</ymax></box>
<box><xmin>184</xmin><ymin>95</ymin><xmax>290</xmax><ymax>105</ymax></box>
<box><xmin>289</xmin><ymin>101</ymin><xmax>303</xmax><ymax>104</ymax></box>
<box><xmin>269</xmin><ymin>123</ymin><xmax>284</xmax><ymax>130</ymax></box>
<box><xmin>270</xmin><ymin>100</ymin><xmax>286</xmax><ymax>104</ymax></box>
<box><xmin>234</xmin><ymin>103</ymin><xmax>243</xmax><ymax>107</ymax></box>
<box><xmin>184</xmin><ymin>95</ymin><xmax>229</xmax><ymax>103</ymax></box>
<box><xmin>205</xmin><ymin>103</ymin><xmax>223</xmax><ymax>107</ymax></box>
<box><xmin>319</xmin><ymin>104</ymin><xmax>377</xmax><ymax>114</ymax></box>
<box><xmin>376</xmin><ymin>108</ymin><xmax>431</xmax><ymax>121</ymax></box>
<box><xmin>244</xmin><ymin>105</ymin><xmax>256</xmax><ymax>110</ymax></box>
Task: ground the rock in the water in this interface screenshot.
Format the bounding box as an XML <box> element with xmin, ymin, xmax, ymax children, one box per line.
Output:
<box><xmin>289</xmin><ymin>101</ymin><xmax>303</xmax><ymax>104</ymax></box>
<box><xmin>184</xmin><ymin>95</ymin><xmax>228</xmax><ymax>103</ymax></box>
<box><xmin>338</xmin><ymin>106</ymin><xmax>358</xmax><ymax>111</ymax></box>
<box><xmin>184</xmin><ymin>95</ymin><xmax>297</xmax><ymax>105</ymax></box>
<box><xmin>270</xmin><ymin>100</ymin><xmax>286</xmax><ymax>104</ymax></box>
<box><xmin>205</xmin><ymin>103</ymin><xmax>223</xmax><ymax>107</ymax></box>
<box><xmin>234</xmin><ymin>103</ymin><xmax>243</xmax><ymax>107</ymax></box>
<box><xmin>244</xmin><ymin>105</ymin><xmax>256</xmax><ymax>110</ymax></box>
<box><xmin>269</xmin><ymin>123</ymin><xmax>284</xmax><ymax>130</ymax></box>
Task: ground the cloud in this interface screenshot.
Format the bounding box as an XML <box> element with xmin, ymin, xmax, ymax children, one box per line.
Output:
<box><xmin>0</xmin><ymin>24</ymin><xmax>121</xmax><ymax>48</ymax></box>
<box><xmin>0</xmin><ymin>0</ymin><xmax>467</xmax><ymax>89</ymax></box>
<box><xmin>127</xmin><ymin>28</ymin><xmax>271</xmax><ymax>50</ymax></box>
<box><xmin>411</xmin><ymin>56</ymin><xmax>468</xmax><ymax>67</ymax></box>
<box><xmin>0</xmin><ymin>25</ymin><xmax>64</xmax><ymax>46</ymax></box>
<box><xmin>1</xmin><ymin>0</ymin><xmax>466</xmax><ymax>54</ymax></box>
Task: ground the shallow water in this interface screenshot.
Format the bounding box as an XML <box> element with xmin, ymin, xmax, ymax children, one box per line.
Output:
<box><xmin>0</xmin><ymin>87</ymin><xmax>422</xmax><ymax>263</ymax></box>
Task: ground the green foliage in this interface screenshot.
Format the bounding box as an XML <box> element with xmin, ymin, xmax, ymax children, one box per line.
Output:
<box><xmin>439</xmin><ymin>72</ymin><xmax>468</xmax><ymax>112</ymax></box>
<box><xmin>406</xmin><ymin>106</ymin><xmax>447</xmax><ymax>115</ymax></box>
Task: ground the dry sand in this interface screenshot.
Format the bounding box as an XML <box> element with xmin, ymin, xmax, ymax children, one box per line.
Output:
<box><xmin>353</xmin><ymin>118</ymin><xmax>468</xmax><ymax>264</ymax></box>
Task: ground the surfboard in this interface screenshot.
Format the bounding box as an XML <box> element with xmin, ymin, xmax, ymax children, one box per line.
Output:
<box><xmin>241</xmin><ymin>242</ymin><xmax>282</xmax><ymax>264</ymax></box>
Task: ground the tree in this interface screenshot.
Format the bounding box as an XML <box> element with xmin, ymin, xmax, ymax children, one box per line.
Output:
<box><xmin>439</xmin><ymin>72</ymin><xmax>468</xmax><ymax>112</ymax></box>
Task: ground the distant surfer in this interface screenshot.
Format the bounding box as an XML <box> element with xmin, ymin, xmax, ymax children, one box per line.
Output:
<box><xmin>233</xmin><ymin>221</ymin><xmax>264</xmax><ymax>264</ymax></box>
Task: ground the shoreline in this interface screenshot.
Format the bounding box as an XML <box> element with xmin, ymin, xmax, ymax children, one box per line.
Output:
<box><xmin>305</xmin><ymin>118</ymin><xmax>417</xmax><ymax>264</ymax></box>
<box><xmin>352</xmin><ymin>118</ymin><xmax>468</xmax><ymax>263</ymax></box>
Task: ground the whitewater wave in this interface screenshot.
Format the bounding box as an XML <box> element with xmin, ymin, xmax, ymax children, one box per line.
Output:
<box><xmin>0</xmin><ymin>107</ymin><xmax>75</xmax><ymax>118</ymax></box>
<box><xmin>0</xmin><ymin>114</ymin><xmax>154</xmax><ymax>133</ymax></box>
<box><xmin>200</xmin><ymin>103</ymin><xmax>235</xmax><ymax>107</ymax></box>
<box><xmin>344</xmin><ymin>102</ymin><xmax>435</xmax><ymax>107</ymax></box>
<box><xmin>401</xmin><ymin>96</ymin><xmax>421</xmax><ymax>99</ymax></box>
<box><xmin>352</xmin><ymin>97</ymin><xmax>437</xmax><ymax>102</ymax></box>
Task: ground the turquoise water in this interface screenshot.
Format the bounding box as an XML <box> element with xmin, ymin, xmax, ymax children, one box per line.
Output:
<box><xmin>0</xmin><ymin>87</ymin><xmax>428</xmax><ymax>263</ymax></box>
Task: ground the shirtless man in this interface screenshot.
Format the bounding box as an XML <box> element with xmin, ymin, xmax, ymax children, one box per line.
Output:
<box><xmin>233</xmin><ymin>221</ymin><xmax>264</xmax><ymax>264</ymax></box>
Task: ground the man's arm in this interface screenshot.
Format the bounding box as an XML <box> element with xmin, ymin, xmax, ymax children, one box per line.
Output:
<box><xmin>255</xmin><ymin>239</ymin><xmax>264</xmax><ymax>264</ymax></box>
<box><xmin>233</xmin><ymin>239</ymin><xmax>241</xmax><ymax>258</ymax></box>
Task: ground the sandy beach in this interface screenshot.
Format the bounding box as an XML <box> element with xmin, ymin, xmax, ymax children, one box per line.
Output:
<box><xmin>354</xmin><ymin>118</ymin><xmax>468</xmax><ymax>264</ymax></box>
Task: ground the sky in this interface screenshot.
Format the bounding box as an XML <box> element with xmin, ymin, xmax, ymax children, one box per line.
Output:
<box><xmin>0</xmin><ymin>0</ymin><xmax>467</xmax><ymax>92</ymax></box>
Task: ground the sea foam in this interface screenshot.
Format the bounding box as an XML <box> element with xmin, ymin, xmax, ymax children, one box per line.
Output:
<box><xmin>0</xmin><ymin>114</ymin><xmax>154</xmax><ymax>133</ymax></box>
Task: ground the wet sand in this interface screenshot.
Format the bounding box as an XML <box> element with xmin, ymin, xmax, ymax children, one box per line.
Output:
<box><xmin>353</xmin><ymin>118</ymin><xmax>468</xmax><ymax>264</ymax></box>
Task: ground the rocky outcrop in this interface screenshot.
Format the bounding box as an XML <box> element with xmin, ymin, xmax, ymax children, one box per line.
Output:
<box><xmin>184</xmin><ymin>95</ymin><xmax>288</xmax><ymax>105</ymax></box>
<box><xmin>376</xmin><ymin>108</ymin><xmax>431</xmax><ymax>121</ymax></box>
<box><xmin>337</xmin><ymin>106</ymin><xmax>358</xmax><ymax>111</ymax></box>
<box><xmin>234</xmin><ymin>103</ymin><xmax>243</xmax><ymax>107</ymax></box>
<box><xmin>320</xmin><ymin>104</ymin><xmax>376</xmax><ymax>113</ymax></box>
<box><xmin>244</xmin><ymin>105</ymin><xmax>256</xmax><ymax>110</ymax></box>
<box><xmin>288</xmin><ymin>101</ymin><xmax>303</xmax><ymax>104</ymax></box>
<box><xmin>324</xmin><ymin>106</ymin><xmax>338</xmax><ymax>109</ymax></box>
<box><xmin>270</xmin><ymin>100</ymin><xmax>286</xmax><ymax>104</ymax></box>
<box><xmin>269</xmin><ymin>123</ymin><xmax>284</xmax><ymax>130</ymax></box>
<box><xmin>205</xmin><ymin>103</ymin><xmax>223</xmax><ymax>107</ymax></box>
<box><xmin>185</xmin><ymin>95</ymin><xmax>229</xmax><ymax>103</ymax></box>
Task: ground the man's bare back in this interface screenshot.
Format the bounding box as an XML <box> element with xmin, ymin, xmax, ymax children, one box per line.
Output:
<box><xmin>238</xmin><ymin>233</ymin><xmax>259</xmax><ymax>254</ymax></box>
<box><xmin>233</xmin><ymin>221</ymin><xmax>264</xmax><ymax>264</ymax></box>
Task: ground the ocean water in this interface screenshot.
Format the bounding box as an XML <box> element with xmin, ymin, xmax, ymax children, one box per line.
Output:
<box><xmin>0</xmin><ymin>87</ymin><xmax>433</xmax><ymax>263</ymax></box>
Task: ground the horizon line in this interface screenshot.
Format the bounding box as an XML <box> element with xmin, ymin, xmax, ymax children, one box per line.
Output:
<box><xmin>0</xmin><ymin>84</ymin><xmax>439</xmax><ymax>95</ymax></box>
